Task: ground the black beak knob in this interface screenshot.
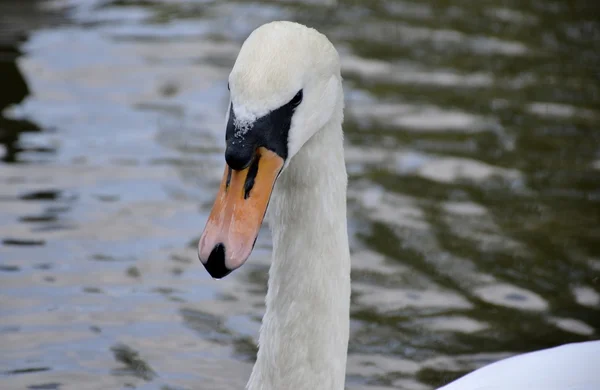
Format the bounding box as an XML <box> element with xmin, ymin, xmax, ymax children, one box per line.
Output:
<box><xmin>225</xmin><ymin>141</ymin><xmax>255</xmax><ymax>171</ymax></box>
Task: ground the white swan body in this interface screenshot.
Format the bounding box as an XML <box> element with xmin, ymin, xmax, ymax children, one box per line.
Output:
<box><xmin>440</xmin><ymin>341</ymin><xmax>600</xmax><ymax>390</ymax></box>
<box><xmin>197</xmin><ymin>21</ymin><xmax>600</xmax><ymax>390</ymax></box>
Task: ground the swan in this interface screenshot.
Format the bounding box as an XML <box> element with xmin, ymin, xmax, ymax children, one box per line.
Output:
<box><xmin>197</xmin><ymin>21</ymin><xmax>600</xmax><ymax>390</ymax></box>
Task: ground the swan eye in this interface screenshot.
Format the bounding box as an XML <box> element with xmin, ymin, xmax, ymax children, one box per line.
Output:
<box><xmin>290</xmin><ymin>90</ymin><xmax>303</xmax><ymax>107</ymax></box>
<box><xmin>227</xmin><ymin>82</ymin><xmax>230</xmax><ymax>91</ymax></box>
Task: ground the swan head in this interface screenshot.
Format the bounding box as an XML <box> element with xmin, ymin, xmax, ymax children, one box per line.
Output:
<box><xmin>198</xmin><ymin>21</ymin><xmax>342</xmax><ymax>279</ymax></box>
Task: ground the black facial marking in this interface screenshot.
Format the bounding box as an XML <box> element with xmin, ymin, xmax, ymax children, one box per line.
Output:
<box><xmin>225</xmin><ymin>89</ymin><xmax>303</xmax><ymax>166</ymax></box>
<box><xmin>244</xmin><ymin>154</ymin><xmax>260</xmax><ymax>199</ymax></box>
<box><xmin>203</xmin><ymin>243</ymin><xmax>231</xmax><ymax>279</ymax></box>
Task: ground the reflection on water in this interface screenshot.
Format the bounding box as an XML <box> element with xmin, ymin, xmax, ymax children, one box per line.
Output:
<box><xmin>1</xmin><ymin>0</ymin><xmax>599</xmax><ymax>389</ymax></box>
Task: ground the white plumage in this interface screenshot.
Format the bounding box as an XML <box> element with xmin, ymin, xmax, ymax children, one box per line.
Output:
<box><xmin>212</xmin><ymin>21</ymin><xmax>600</xmax><ymax>390</ymax></box>
<box><xmin>440</xmin><ymin>341</ymin><xmax>600</xmax><ymax>390</ymax></box>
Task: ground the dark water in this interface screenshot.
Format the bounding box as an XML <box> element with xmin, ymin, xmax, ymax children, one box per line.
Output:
<box><xmin>1</xmin><ymin>0</ymin><xmax>599</xmax><ymax>389</ymax></box>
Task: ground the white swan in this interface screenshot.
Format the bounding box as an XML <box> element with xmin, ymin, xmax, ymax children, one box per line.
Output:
<box><xmin>198</xmin><ymin>21</ymin><xmax>600</xmax><ymax>390</ymax></box>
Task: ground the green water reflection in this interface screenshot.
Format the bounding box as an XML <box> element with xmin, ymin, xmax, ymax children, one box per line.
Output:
<box><xmin>0</xmin><ymin>0</ymin><xmax>598</xmax><ymax>389</ymax></box>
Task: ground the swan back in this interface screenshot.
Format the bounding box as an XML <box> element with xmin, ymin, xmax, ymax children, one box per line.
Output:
<box><xmin>439</xmin><ymin>341</ymin><xmax>600</xmax><ymax>390</ymax></box>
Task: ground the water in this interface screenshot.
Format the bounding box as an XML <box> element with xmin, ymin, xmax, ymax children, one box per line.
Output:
<box><xmin>1</xmin><ymin>0</ymin><xmax>599</xmax><ymax>389</ymax></box>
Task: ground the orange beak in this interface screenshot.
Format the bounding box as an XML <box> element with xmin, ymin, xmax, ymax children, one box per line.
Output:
<box><xmin>198</xmin><ymin>147</ymin><xmax>284</xmax><ymax>278</ymax></box>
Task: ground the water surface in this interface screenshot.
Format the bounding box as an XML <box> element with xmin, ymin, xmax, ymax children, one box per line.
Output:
<box><xmin>1</xmin><ymin>0</ymin><xmax>599</xmax><ymax>389</ymax></box>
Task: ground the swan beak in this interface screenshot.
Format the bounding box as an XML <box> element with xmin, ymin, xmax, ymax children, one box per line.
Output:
<box><xmin>198</xmin><ymin>147</ymin><xmax>284</xmax><ymax>279</ymax></box>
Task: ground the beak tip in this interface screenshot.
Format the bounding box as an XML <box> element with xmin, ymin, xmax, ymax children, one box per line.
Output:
<box><xmin>199</xmin><ymin>242</ymin><xmax>233</xmax><ymax>279</ymax></box>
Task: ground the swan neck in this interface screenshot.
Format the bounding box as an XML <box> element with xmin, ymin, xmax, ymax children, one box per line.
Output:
<box><xmin>247</xmin><ymin>117</ymin><xmax>350</xmax><ymax>390</ymax></box>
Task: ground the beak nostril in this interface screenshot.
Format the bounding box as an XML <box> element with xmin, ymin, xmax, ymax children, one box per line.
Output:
<box><xmin>244</xmin><ymin>154</ymin><xmax>261</xmax><ymax>199</ymax></box>
<box><xmin>225</xmin><ymin>167</ymin><xmax>232</xmax><ymax>190</ymax></box>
